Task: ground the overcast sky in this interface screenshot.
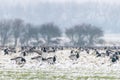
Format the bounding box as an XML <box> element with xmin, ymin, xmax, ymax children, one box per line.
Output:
<box><xmin>0</xmin><ymin>0</ymin><xmax>120</xmax><ymax>34</ymax></box>
<box><xmin>0</xmin><ymin>0</ymin><xmax>119</xmax><ymax>4</ymax></box>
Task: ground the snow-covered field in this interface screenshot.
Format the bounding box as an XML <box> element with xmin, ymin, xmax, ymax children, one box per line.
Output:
<box><xmin>0</xmin><ymin>50</ymin><xmax>120</xmax><ymax>80</ymax></box>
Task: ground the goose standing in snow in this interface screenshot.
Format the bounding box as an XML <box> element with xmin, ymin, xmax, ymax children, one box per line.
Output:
<box><xmin>20</xmin><ymin>51</ymin><xmax>27</xmax><ymax>56</ymax></box>
<box><xmin>11</xmin><ymin>57</ymin><xmax>26</xmax><ymax>67</ymax></box>
<box><xmin>110</xmin><ymin>53</ymin><xmax>119</xmax><ymax>63</ymax></box>
<box><xmin>46</xmin><ymin>55</ymin><xmax>56</xmax><ymax>64</ymax></box>
<box><xmin>95</xmin><ymin>49</ymin><xmax>101</xmax><ymax>57</ymax></box>
<box><xmin>31</xmin><ymin>55</ymin><xmax>42</xmax><ymax>62</ymax></box>
<box><xmin>4</xmin><ymin>48</ymin><xmax>9</xmax><ymax>55</ymax></box>
<box><xmin>69</xmin><ymin>52</ymin><xmax>79</xmax><ymax>61</ymax></box>
<box><xmin>31</xmin><ymin>55</ymin><xmax>57</xmax><ymax>64</ymax></box>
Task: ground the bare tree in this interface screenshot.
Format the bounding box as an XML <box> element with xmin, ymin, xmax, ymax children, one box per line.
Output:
<box><xmin>30</xmin><ymin>27</ymin><xmax>40</xmax><ymax>42</ymax></box>
<box><xmin>40</xmin><ymin>23</ymin><xmax>61</xmax><ymax>44</ymax></box>
<box><xmin>65</xmin><ymin>24</ymin><xmax>104</xmax><ymax>46</ymax></box>
<box><xmin>65</xmin><ymin>28</ymin><xmax>75</xmax><ymax>45</ymax></box>
<box><xmin>12</xmin><ymin>19</ymin><xmax>24</xmax><ymax>47</ymax></box>
<box><xmin>0</xmin><ymin>18</ymin><xmax>104</xmax><ymax>47</ymax></box>
<box><xmin>19</xmin><ymin>23</ymin><xmax>32</xmax><ymax>46</ymax></box>
<box><xmin>0</xmin><ymin>20</ymin><xmax>12</xmax><ymax>46</ymax></box>
<box><xmin>20</xmin><ymin>23</ymin><xmax>41</xmax><ymax>46</ymax></box>
<box><xmin>87</xmin><ymin>25</ymin><xmax>103</xmax><ymax>45</ymax></box>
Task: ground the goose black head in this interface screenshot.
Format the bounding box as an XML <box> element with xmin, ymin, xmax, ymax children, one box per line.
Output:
<box><xmin>53</xmin><ymin>55</ymin><xmax>56</xmax><ymax>62</ymax></box>
<box><xmin>76</xmin><ymin>53</ymin><xmax>79</xmax><ymax>58</ymax></box>
<box><xmin>43</xmin><ymin>47</ymin><xmax>47</xmax><ymax>52</ymax></box>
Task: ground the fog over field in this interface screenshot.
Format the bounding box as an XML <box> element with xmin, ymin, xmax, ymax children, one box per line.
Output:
<box><xmin>0</xmin><ymin>0</ymin><xmax>120</xmax><ymax>34</ymax></box>
<box><xmin>0</xmin><ymin>0</ymin><xmax>120</xmax><ymax>43</ymax></box>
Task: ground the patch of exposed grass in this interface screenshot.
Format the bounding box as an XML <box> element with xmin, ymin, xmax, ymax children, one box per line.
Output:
<box><xmin>52</xmin><ymin>75</ymin><xmax>66</xmax><ymax>79</ymax></box>
<box><xmin>0</xmin><ymin>69</ymin><xmax>120</xmax><ymax>80</ymax></box>
<box><xmin>76</xmin><ymin>76</ymin><xmax>119</xmax><ymax>80</ymax></box>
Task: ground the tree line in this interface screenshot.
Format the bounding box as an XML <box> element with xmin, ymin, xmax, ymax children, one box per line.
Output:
<box><xmin>0</xmin><ymin>19</ymin><xmax>104</xmax><ymax>47</ymax></box>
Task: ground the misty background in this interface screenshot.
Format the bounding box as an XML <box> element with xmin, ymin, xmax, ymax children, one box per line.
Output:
<box><xmin>0</xmin><ymin>0</ymin><xmax>120</xmax><ymax>47</ymax></box>
<box><xmin>0</xmin><ymin>0</ymin><xmax>120</xmax><ymax>34</ymax></box>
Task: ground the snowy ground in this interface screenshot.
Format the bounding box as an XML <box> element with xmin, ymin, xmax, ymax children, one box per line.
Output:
<box><xmin>0</xmin><ymin>50</ymin><xmax>120</xmax><ymax>80</ymax></box>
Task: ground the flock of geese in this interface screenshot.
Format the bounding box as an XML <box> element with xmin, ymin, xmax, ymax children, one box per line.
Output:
<box><xmin>2</xmin><ymin>46</ymin><xmax>120</xmax><ymax>67</ymax></box>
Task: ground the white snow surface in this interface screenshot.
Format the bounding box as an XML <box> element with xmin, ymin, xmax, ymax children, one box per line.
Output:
<box><xmin>0</xmin><ymin>49</ymin><xmax>120</xmax><ymax>79</ymax></box>
<box><xmin>0</xmin><ymin>50</ymin><xmax>119</xmax><ymax>70</ymax></box>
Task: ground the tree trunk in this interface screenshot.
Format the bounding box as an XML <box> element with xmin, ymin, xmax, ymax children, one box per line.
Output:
<box><xmin>14</xmin><ymin>38</ymin><xmax>18</xmax><ymax>48</ymax></box>
<box><xmin>2</xmin><ymin>36</ymin><xmax>7</xmax><ymax>47</ymax></box>
<box><xmin>71</xmin><ymin>35</ymin><xmax>74</xmax><ymax>46</ymax></box>
<box><xmin>47</xmin><ymin>36</ymin><xmax>50</xmax><ymax>45</ymax></box>
<box><xmin>89</xmin><ymin>36</ymin><xmax>94</xmax><ymax>46</ymax></box>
